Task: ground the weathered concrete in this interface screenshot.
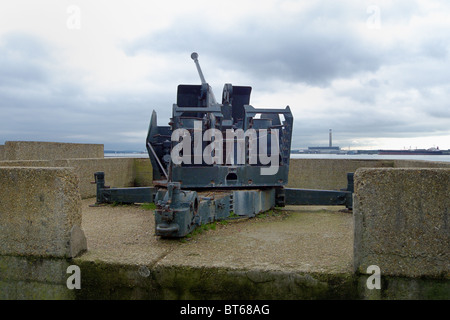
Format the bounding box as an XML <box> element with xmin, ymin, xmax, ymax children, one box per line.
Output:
<box><xmin>1</xmin><ymin>156</ymin><xmax>448</xmax><ymax>200</ymax></box>
<box><xmin>3</xmin><ymin>141</ymin><xmax>104</xmax><ymax>160</ymax></box>
<box><xmin>0</xmin><ymin>145</ymin><xmax>4</xmax><ymax>160</ymax></box>
<box><xmin>1</xmin><ymin>155</ymin><xmax>449</xmax><ymax>299</ymax></box>
<box><xmin>71</xmin><ymin>200</ymin><xmax>448</xmax><ymax>300</ymax></box>
<box><xmin>122</xmin><ymin>158</ymin><xmax>450</xmax><ymax>193</ymax></box>
<box><xmin>63</xmin><ymin>158</ymin><xmax>135</xmax><ymax>198</ymax></box>
<box><xmin>0</xmin><ymin>256</ymin><xmax>75</xmax><ymax>299</ymax></box>
<box><xmin>0</xmin><ymin>167</ymin><xmax>87</xmax><ymax>258</ymax></box>
<box><xmin>287</xmin><ymin>159</ymin><xmax>395</xmax><ymax>190</ymax></box>
<box><xmin>287</xmin><ymin>159</ymin><xmax>450</xmax><ymax>191</ymax></box>
<box><xmin>394</xmin><ymin>159</ymin><xmax>450</xmax><ymax>169</ymax></box>
<box><xmin>74</xmin><ymin>201</ymin><xmax>357</xmax><ymax>299</ymax></box>
<box><xmin>353</xmin><ymin>168</ymin><xmax>449</xmax><ymax>279</ymax></box>
<box><xmin>0</xmin><ymin>158</ymin><xmax>136</xmax><ymax>199</ymax></box>
<box><xmin>133</xmin><ymin>158</ymin><xmax>153</xmax><ymax>187</ymax></box>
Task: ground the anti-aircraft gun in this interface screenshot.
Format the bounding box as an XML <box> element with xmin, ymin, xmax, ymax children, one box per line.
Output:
<box><xmin>94</xmin><ymin>53</ymin><xmax>353</xmax><ymax>238</ymax></box>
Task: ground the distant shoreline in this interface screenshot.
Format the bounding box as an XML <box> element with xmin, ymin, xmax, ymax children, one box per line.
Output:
<box><xmin>105</xmin><ymin>152</ymin><xmax>450</xmax><ymax>162</ymax></box>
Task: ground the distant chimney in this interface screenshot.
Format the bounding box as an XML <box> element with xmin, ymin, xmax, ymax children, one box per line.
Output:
<box><xmin>329</xmin><ymin>129</ymin><xmax>332</xmax><ymax>147</ymax></box>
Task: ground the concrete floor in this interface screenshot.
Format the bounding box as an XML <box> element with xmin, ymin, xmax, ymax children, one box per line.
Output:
<box><xmin>78</xmin><ymin>198</ymin><xmax>353</xmax><ymax>275</ymax></box>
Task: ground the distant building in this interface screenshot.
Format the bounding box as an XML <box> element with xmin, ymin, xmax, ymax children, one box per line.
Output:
<box><xmin>307</xmin><ymin>146</ymin><xmax>341</xmax><ymax>154</ymax></box>
<box><xmin>307</xmin><ymin>129</ymin><xmax>341</xmax><ymax>153</ymax></box>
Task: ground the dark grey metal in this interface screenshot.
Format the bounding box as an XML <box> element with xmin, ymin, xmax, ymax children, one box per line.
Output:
<box><xmin>284</xmin><ymin>172</ymin><xmax>354</xmax><ymax>209</ymax></box>
<box><xmin>93</xmin><ymin>53</ymin><xmax>355</xmax><ymax>238</ymax></box>
<box><xmin>142</xmin><ymin>52</ymin><xmax>296</xmax><ymax>237</ymax></box>
<box><xmin>153</xmin><ymin>182</ymin><xmax>276</xmax><ymax>237</ymax></box>
<box><xmin>146</xmin><ymin>53</ymin><xmax>293</xmax><ymax>190</ymax></box>
<box><xmin>285</xmin><ymin>188</ymin><xmax>351</xmax><ymax>207</ymax></box>
<box><xmin>94</xmin><ymin>172</ymin><xmax>155</xmax><ymax>205</ymax></box>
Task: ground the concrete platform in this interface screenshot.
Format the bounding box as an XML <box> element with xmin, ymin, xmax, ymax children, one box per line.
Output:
<box><xmin>74</xmin><ymin>198</ymin><xmax>356</xmax><ymax>299</ymax></box>
<box><xmin>78</xmin><ymin>199</ymin><xmax>353</xmax><ymax>272</ymax></box>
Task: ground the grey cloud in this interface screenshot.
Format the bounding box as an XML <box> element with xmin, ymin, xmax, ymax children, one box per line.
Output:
<box><xmin>124</xmin><ymin>1</ymin><xmax>428</xmax><ymax>88</ymax></box>
<box><xmin>421</xmin><ymin>38</ymin><xmax>449</xmax><ymax>61</ymax></box>
<box><xmin>290</xmin><ymin>97</ymin><xmax>449</xmax><ymax>149</ymax></box>
<box><xmin>0</xmin><ymin>33</ymin><xmax>51</xmax><ymax>86</ymax></box>
<box><xmin>0</xmin><ymin>33</ymin><xmax>159</xmax><ymax>151</ymax></box>
<box><xmin>128</xmin><ymin>32</ymin><xmax>381</xmax><ymax>87</ymax></box>
<box><xmin>2</xmin><ymin>1</ymin><xmax>449</xmax><ymax>151</ymax></box>
<box><xmin>126</xmin><ymin>6</ymin><xmax>384</xmax><ymax>87</ymax></box>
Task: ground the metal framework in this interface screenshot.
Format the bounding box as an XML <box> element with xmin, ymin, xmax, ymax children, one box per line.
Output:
<box><xmin>93</xmin><ymin>53</ymin><xmax>354</xmax><ymax>238</ymax></box>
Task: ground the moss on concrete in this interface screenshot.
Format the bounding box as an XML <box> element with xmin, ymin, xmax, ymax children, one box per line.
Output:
<box><xmin>0</xmin><ymin>255</ymin><xmax>76</xmax><ymax>300</ymax></box>
<box><xmin>2</xmin><ymin>254</ymin><xmax>447</xmax><ymax>300</ymax></box>
<box><xmin>72</xmin><ymin>259</ymin><xmax>161</xmax><ymax>300</ymax></box>
<box><xmin>71</xmin><ymin>259</ymin><xmax>361</xmax><ymax>300</ymax></box>
<box><xmin>0</xmin><ymin>280</ymin><xmax>76</xmax><ymax>300</ymax></box>
<box><xmin>68</xmin><ymin>259</ymin><xmax>450</xmax><ymax>300</ymax></box>
<box><xmin>358</xmin><ymin>275</ymin><xmax>450</xmax><ymax>300</ymax></box>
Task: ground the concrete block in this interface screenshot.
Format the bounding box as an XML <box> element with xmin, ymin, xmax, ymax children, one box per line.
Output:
<box><xmin>0</xmin><ymin>158</ymin><xmax>136</xmax><ymax>199</ymax></box>
<box><xmin>286</xmin><ymin>159</ymin><xmax>450</xmax><ymax>191</ymax></box>
<box><xmin>394</xmin><ymin>159</ymin><xmax>450</xmax><ymax>169</ymax></box>
<box><xmin>0</xmin><ymin>167</ymin><xmax>87</xmax><ymax>258</ymax></box>
<box><xmin>287</xmin><ymin>159</ymin><xmax>395</xmax><ymax>190</ymax></box>
<box><xmin>0</xmin><ymin>255</ymin><xmax>71</xmax><ymax>284</ymax></box>
<box><xmin>0</xmin><ymin>280</ymin><xmax>76</xmax><ymax>300</ymax></box>
<box><xmin>4</xmin><ymin>141</ymin><xmax>103</xmax><ymax>160</ymax></box>
<box><xmin>64</xmin><ymin>158</ymin><xmax>135</xmax><ymax>198</ymax></box>
<box><xmin>353</xmin><ymin>168</ymin><xmax>449</xmax><ymax>278</ymax></box>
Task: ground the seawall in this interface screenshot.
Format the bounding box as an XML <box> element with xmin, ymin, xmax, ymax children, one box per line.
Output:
<box><xmin>0</xmin><ymin>142</ymin><xmax>153</xmax><ymax>199</ymax></box>
<box><xmin>2</xmin><ymin>141</ymin><xmax>103</xmax><ymax>161</ymax></box>
<box><xmin>0</xmin><ymin>141</ymin><xmax>449</xmax><ymax>300</ymax></box>
<box><xmin>287</xmin><ymin>158</ymin><xmax>450</xmax><ymax>190</ymax></box>
<box><xmin>2</xmin><ymin>141</ymin><xmax>450</xmax><ymax>197</ymax></box>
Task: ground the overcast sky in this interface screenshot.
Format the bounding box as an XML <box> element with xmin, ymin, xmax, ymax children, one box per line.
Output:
<box><xmin>0</xmin><ymin>0</ymin><xmax>449</xmax><ymax>151</ymax></box>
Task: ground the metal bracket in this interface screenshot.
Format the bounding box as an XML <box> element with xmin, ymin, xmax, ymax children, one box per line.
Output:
<box><xmin>93</xmin><ymin>172</ymin><xmax>156</xmax><ymax>205</ymax></box>
<box><xmin>284</xmin><ymin>173</ymin><xmax>354</xmax><ymax>209</ymax></box>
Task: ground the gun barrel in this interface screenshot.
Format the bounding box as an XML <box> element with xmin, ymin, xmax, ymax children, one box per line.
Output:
<box><xmin>191</xmin><ymin>52</ymin><xmax>207</xmax><ymax>84</ymax></box>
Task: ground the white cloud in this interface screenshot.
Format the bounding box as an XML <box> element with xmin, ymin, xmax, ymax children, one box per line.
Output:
<box><xmin>0</xmin><ymin>0</ymin><xmax>449</xmax><ymax>151</ymax></box>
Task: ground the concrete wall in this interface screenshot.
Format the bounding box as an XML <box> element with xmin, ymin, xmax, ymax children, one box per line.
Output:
<box><xmin>134</xmin><ymin>158</ymin><xmax>153</xmax><ymax>187</ymax></box>
<box><xmin>0</xmin><ymin>256</ymin><xmax>75</xmax><ymax>299</ymax></box>
<box><xmin>287</xmin><ymin>159</ymin><xmax>450</xmax><ymax>191</ymax></box>
<box><xmin>0</xmin><ymin>166</ymin><xmax>87</xmax><ymax>299</ymax></box>
<box><xmin>0</xmin><ymin>141</ymin><xmax>152</xmax><ymax>199</ymax></box>
<box><xmin>287</xmin><ymin>159</ymin><xmax>395</xmax><ymax>190</ymax></box>
<box><xmin>1</xmin><ymin>155</ymin><xmax>447</xmax><ymax>199</ymax></box>
<box><xmin>64</xmin><ymin>158</ymin><xmax>135</xmax><ymax>198</ymax></box>
<box><xmin>353</xmin><ymin>168</ymin><xmax>449</xmax><ymax>278</ymax></box>
<box><xmin>0</xmin><ymin>158</ymin><xmax>137</xmax><ymax>199</ymax></box>
<box><xmin>394</xmin><ymin>159</ymin><xmax>450</xmax><ymax>169</ymax></box>
<box><xmin>0</xmin><ymin>167</ymin><xmax>87</xmax><ymax>258</ymax></box>
<box><xmin>0</xmin><ymin>155</ymin><xmax>448</xmax><ymax>299</ymax></box>
<box><xmin>3</xmin><ymin>141</ymin><xmax>104</xmax><ymax>160</ymax></box>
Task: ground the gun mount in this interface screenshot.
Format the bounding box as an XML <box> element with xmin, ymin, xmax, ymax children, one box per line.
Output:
<box><xmin>147</xmin><ymin>52</ymin><xmax>293</xmax><ymax>190</ymax></box>
<box><xmin>94</xmin><ymin>53</ymin><xmax>354</xmax><ymax>238</ymax></box>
